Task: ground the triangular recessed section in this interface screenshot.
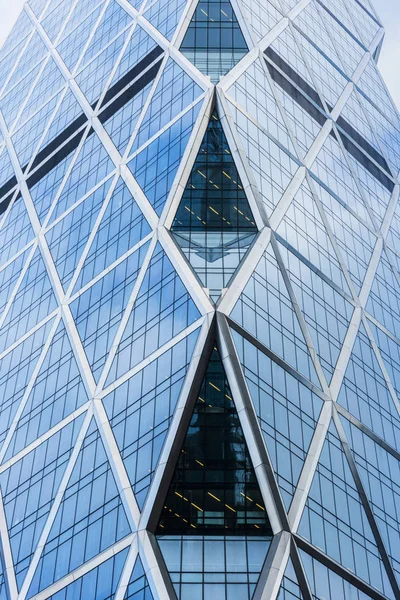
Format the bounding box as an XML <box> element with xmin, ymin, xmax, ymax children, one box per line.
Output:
<box><xmin>156</xmin><ymin>344</ymin><xmax>272</xmax><ymax>535</ymax></box>
<box><xmin>230</xmin><ymin>243</ymin><xmax>321</xmax><ymax>387</ymax></box>
<box><xmin>232</xmin><ymin>330</ymin><xmax>323</xmax><ymax>511</ymax></box>
<box><xmin>156</xmin><ymin>344</ymin><xmax>272</xmax><ymax>598</ymax></box>
<box><xmin>0</xmin><ymin>415</ymin><xmax>84</xmax><ymax>590</ymax></box>
<box><xmin>4</xmin><ymin>321</ymin><xmax>90</xmax><ymax>460</ymax></box>
<box><xmin>277</xmin><ymin>558</ymin><xmax>304</xmax><ymax>599</ymax></box>
<box><xmin>180</xmin><ymin>0</ymin><xmax>248</xmax><ymax>82</ymax></box>
<box><xmin>171</xmin><ymin>110</ymin><xmax>258</xmax><ymax>303</ymax></box>
<box><xmin>27</xmin><ymin>418</ymin><xmax>132</xmax><ymax>597</ymax></box>
<box><xmin>298</xmin><ymin>421</ymin><xmax>395</xmax><ymax>599</ymax></box>
<box><xmin>103</xmin><ymin>327</ymin><xmax>201</xmax><ymax>510</ymax></box>
<box><xmin>124</xmin><ymin>556</ymin><xmax>154</xmax><ymax>599</ymax></box>
<box><xmin>106</xmin><ymin>243</ymin><xmax>202</xmax><ymax>386</ymax></box>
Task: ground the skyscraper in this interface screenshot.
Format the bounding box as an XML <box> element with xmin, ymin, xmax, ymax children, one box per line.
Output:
<box><xmin>0</xmin><ymin>0</ymin><xmax>398</xmax><ymax>598</ymax></box>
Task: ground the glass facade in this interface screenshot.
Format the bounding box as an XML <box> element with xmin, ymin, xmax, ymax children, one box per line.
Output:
<box><xmin>0</xmin><ymin>0</ymin><xmax>398</xmax><ymax>599</ymax></box>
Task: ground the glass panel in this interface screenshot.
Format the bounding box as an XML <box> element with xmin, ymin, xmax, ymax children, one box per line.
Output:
<box><xmin>156</xmin><ymin>345</ymin><xmax>272</xmax><ymax>535</ymax></box>
<box><xmin>172</xmin><ymin>111</ymin><xmax>257</xmax><ymax>302</ymax></box>
<box><xmin>180</xmin><ymin>0</ymin><xmax>248</xmax><ymax>82</ymax></box>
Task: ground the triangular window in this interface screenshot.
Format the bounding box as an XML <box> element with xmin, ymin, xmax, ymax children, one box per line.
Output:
<box><xmin>156</xmin><ymin>344</ymin><xmax>272</xmax><ymax>535</ymax></box>
<box><xmin>180</xmin><ymin>0</ymin><xmax>248</xmax><ymax>82</ymax></box>
<box><xmin>172</xmin><ymin>111</ymin><xmax>257</xmax><ymax>302</ymax></box>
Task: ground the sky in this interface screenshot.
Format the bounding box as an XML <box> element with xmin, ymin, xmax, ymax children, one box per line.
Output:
<box><xmin>0</xmin><ymin>0</ymin><xmax>398</xmax><ymax>108</ymax></box>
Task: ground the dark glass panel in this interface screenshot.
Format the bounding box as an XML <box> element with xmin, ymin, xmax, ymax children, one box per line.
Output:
<box><xmin>156</xmin><ymin>345</ymin><xmax>272</xmax><ymax>536</ymax></box>
<box><xmin>172</xmin><ymin>111</ymin><xmax>257</xmax><ymax>302</ymax></box>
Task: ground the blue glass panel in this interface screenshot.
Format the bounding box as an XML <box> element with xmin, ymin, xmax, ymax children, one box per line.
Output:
<box><xmin>0</xmin><ymin>249</ymin><xmax>57</xmax><ymax>354</ymax></box>
<box><xmin>108</xmin><ymin>25</ymin><xmax>157</xmax><ymax>90</ymax></box>
<box><xmin>230</xmin><ymin>244</ymin><xmax>320</xmax><ymax>386</ymax></box>
<box><xmin>73</xmin><ymin>179</ymin><xmax>151</xmax><ymax>291</ymax></box>
<box><xmin>75</xmin><ymin>29</ymin><xmax>131</xmax><ymax>106</ymax></box>
<box><xmin>0</xmin><ymin>416</ymin><xmax>84</xmax><ymax>590</ymax></box>
<box><xmin>22</xmin><ymin>58</ymin><xmax>65</xmax><ymax>125</ymax></box>
<box><xmin>276</xmin><ymin>182</ymin><xmax>350</xmax><ymax>293</ymax></box>
<box><xmin>103</xmin><ymin>328</ymin><xmax>200</xmax><ymax>509</ymax></box>
<box><xmin>107</xmin><ymin>243</ymin><xmax>201</xmax><ymax>385</ymax></box>
<box><xmin>312</xmin><ymin>180</ymin><xmax>375</xmax><ymax>293</ymax></box>
<box><xmin>0</xmin><ymin>61</ymin><xmax>45</xmax><ymax>130</ymax></box>
<box><xmin>0</xmin><ymin>147</ymin><xmax>15</xmax><ymax>190</ymax></box>
<box><xmin>125</xmin><ymin>556</ymin><xmax>154</xmax><ymax>599</ymax></box>
<box><xmin>0</xmin><ymin>248</ymin><xmax>31</xmax><ymax>320</ymax></box>
<box><xmin>4</xmin><ymin>321</ymin><xmax>90</xmax><ymax>460</ymax></box>
<box><xmin>48</xmin><ymin>547</ymin><xmax>129</xmax><ymax>600</ymax></box>
<box><xmin>368</xmin><ymin>320</ymin><xmax>400</xmax><ymax>404</ymax></box>
<box><xmin>227</xmin><ymin>58</ymin><xmax>295</xmax><ymax>155</ymax></box>
<box><xmin>71</xmin><ymin>241</ymin><xmax>150</xmax><ymax>382</ymax></box>
<box><xmin>278</xmin><ymin>242</ymin><xmax>354</xmax><ymax>382</ymax></box>
<box><xmin>29</xmin><ymin>146</ymin><xmax>78</xmax><ymax>222</ymax></box>
<box><xmin>367</xmin><ymin>251</ymin><xmax>400</xmax><ymax>340</ymax></box>
<box><xmin>0</xmin><ymin>547</ymin><xmax>10</xmax><ymax>600</ymax></box>
<box><xmin>130</xmin><ymin>58</ymin><xmax>203</xmax><ymax>154</ymax></box>
<box><xmin>12</xmin><ymin>93</ymin><xmax>62</xmax><ymax>168</ymax></box>
<box><xmin>36</xmin><ymin>89</ymin><xmax>84</xmax><ymax>155</ymax></box>
<box><xmin>158</xmin><ymin>536</ymin><xmax>271</xmax><ymax>599</ymax></box>
<box><xmin>56</xmin><ymin>3</ymin><xmax>107</xmax><ymax>72</ymax></box>
<box><xmin>277</xmin><ymin>558</ymin><xmax>304</xmax><ymax>600</ymax></box>
<box><xmin>46</xmin><ymin>177</ymin><xmax>114</xmax><ymax>289</ymax></box>
<box><xmin>298</xmin><ymin>422</ymin><xmax>395</xmax><ymax>598</ymax></box>
<box><xmin>79</xmin><ymin>0</ymin><xmax>133</xmax><ymax>71</ymax></box>
<box><xmin>0</xmin><ymin>318</ymin><xmax>54</xmax><ymax>452</ymax></box>
<box><xmin>232</xmin><ymin>331</ymin><xmax>323</xmax><ymax>509</ymax></box>
<box><xmin>49</xmin><ymin>132</ymin><xmax>115</xmax><ymax>224</ymax></box>
<box><xmin>342</xmin><ymin>417</ymin><xmax>400</xmax><ymax>583</ymax></box>
<box><xmin>128</xmin><ymin>102</ymin><xmax>202</xmax><ymax>215</ymax></box>
<box><xmin>337</xmin><ymin>323</ymin><xmax>400</xmax><ymax>451</ymax></box>
<box><xmin>242</xmin><ymin>0</ymin><xmax>282</xmax><ymax>42</ymax></box>
<box><xmin>27</xmin><ymin>418</ymin><xmax>131</xmax><ymax>597</ymax></box>
<box><xmin>228</xmin><ymin>101</ymin><xmax>299</xmax><ymax>217</ymax></box>
<box><xmin>300</xmin><ymin>548</ymin><xmax>377</xmax><ymax>600</ymax></box>
<box><xmin>144</xmin><ymin>0</ymin><xmax>187</xmax><ymax>41</ymax></box>
<box><xmin>103</xmin><ymin>80</ymin><xmax>153</xmax><ymax>156</ymax></box>
<box><xmin>180</xmin><ymin>0</ymin><xmax>248</xmax><ymax>81</ymax></box>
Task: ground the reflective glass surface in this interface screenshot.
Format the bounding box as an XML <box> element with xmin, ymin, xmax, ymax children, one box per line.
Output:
<box><xmin>172</xmin><ymin>111</ymin><xmax>257</xmax><ymax>302</ymax></box>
